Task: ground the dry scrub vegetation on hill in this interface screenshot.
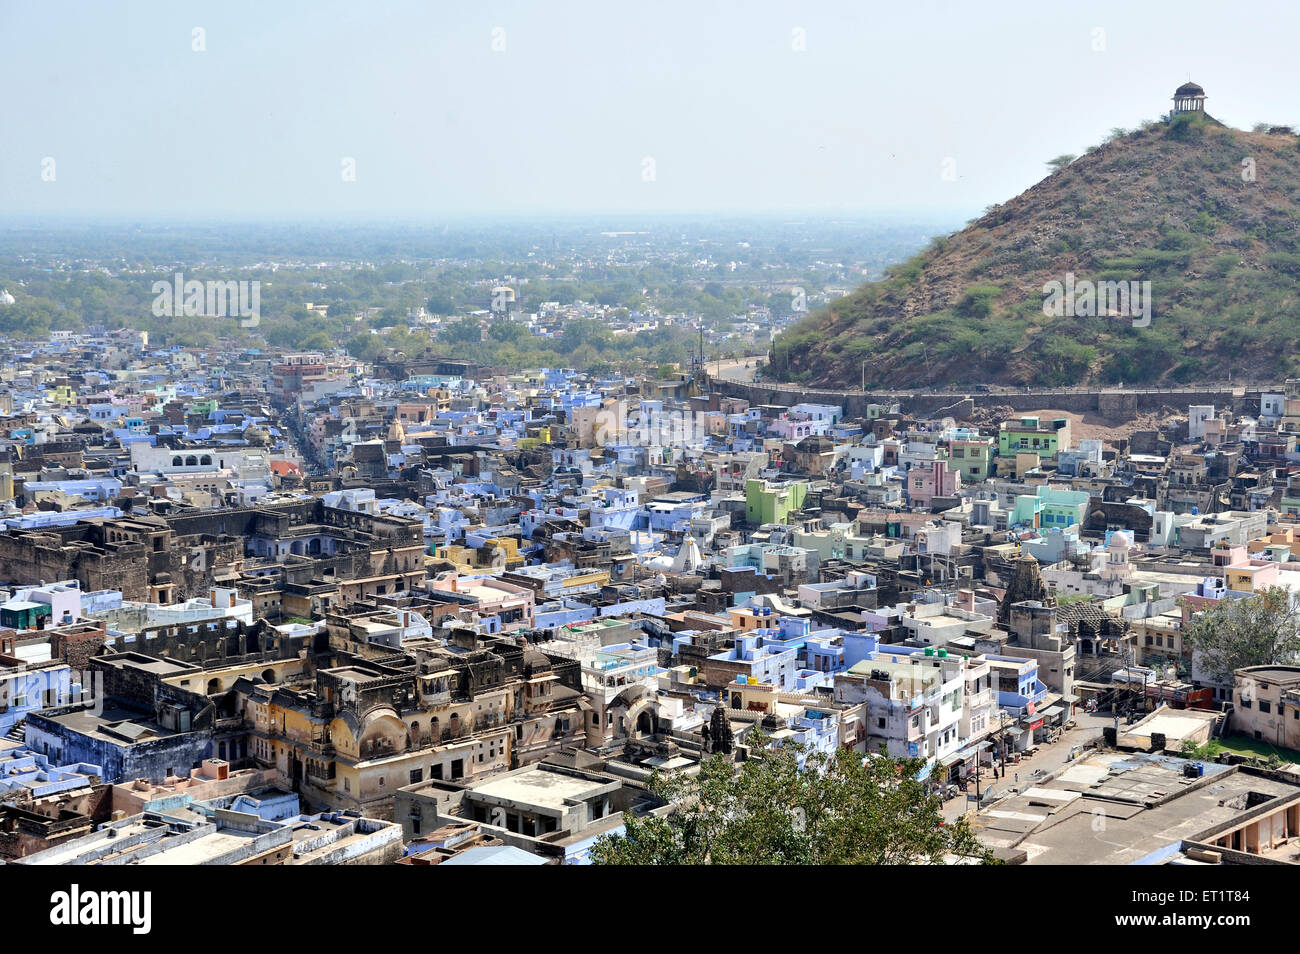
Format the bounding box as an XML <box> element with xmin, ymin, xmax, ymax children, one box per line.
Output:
<box><xmin>773</xmin><ymin>113</ymin><xmax>1300</xmax><ymax>389</ymax></box>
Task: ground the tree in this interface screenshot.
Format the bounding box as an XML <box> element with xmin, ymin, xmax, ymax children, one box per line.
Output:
<box><xmin>440</xmin><ymin>316</ymin><xmax>483</xmax><ymax>346</ymax></box>
<box><xmin>1045</xmin><ymin>154</ymin><xmax>1076</xmax><ymax>173</ymax></box>
<box><xmin>346</xmin><ymin>332</ymin><xmax>384</xmax><ymax>361</ymax></box>
<box><xmin>425</xmin><ymin>292</ymin><xmax>457</xmax><ymax>315</ymax></box>
<box><xmin>590</xmin><ymin>735</ymin><xmax>996</xmax><ymax>866</ymax></box>
<box><xmin>299</xmin><ymin>330</ymin><xmax>334</xmax><ymax>351</ymax></box>
<box><xmin>1183</xmin><ymin>586</ymin><xmax>1300</xmax><ymax>683</ymax></box>
<box><xmin>560</xmin><ymin>317</ymin><xmax>613</xmax><ymax>352</ymax></box>
<box><xmin>486</xmin><ymin>319</ymin><xmax>528</xmax><ymax>344</ymax></box>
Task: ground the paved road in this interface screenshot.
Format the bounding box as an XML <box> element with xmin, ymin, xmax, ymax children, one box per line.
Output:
<box><xmin>940</xmin><ymin>710</ymin><xmax>1114</xmax><ymax>823</ymax></box>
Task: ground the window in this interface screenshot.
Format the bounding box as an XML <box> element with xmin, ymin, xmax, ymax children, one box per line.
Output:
<box><xmin>1258</xmin><ymin>701</ymin><xmax>1271</xmax><ymax>714</ymax></box>
<box><xmin>409</xmin><ymin>769</ymin><xmax>423</xmax><ymax>784</ymax></box>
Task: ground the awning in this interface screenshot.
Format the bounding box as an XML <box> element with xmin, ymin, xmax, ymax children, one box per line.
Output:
<box><xmin>939</xmin><ymin>740</ymin><xmax>992</xmax><ymax>767</ymax></box>
<box><xmin>1042</xmin><ymin>705</ymin><xmax>1065</xmax><ymax>720</ymax></box>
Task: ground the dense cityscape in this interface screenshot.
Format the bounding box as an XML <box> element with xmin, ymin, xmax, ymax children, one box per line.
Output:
<box><xmin>2</xmin><ymin>2</ymin><xmax>1295</xmax><ymax>935</ymax></box>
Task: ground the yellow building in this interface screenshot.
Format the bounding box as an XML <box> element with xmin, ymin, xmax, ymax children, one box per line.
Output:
<box><xmin>46</xmin><ymin>383</ymin><xmax>76</xmax><ymax>405</ymax></box>
<box><xmin>248</xmin><ymin>669</ymin><xmax>514</xmax><ymax>819</ymax></box>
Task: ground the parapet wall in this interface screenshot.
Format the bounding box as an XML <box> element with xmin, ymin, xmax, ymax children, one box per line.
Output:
<box><xmin>706</xmin><ymin>375</ymin><xmax>1270</xmax><ymax>420</ymax></box>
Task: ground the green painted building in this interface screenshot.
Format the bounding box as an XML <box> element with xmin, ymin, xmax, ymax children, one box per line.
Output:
<box><xmin>1011</xmin><ymin>485</ymin><xmax>1091</xmax><ymax>529</ymax></box>
<box><xmin>745</xmin><ymin>478</ymin><xmax>807</xmax><ymax>525</ymax></box>
<box><xmin>947</xmin><ymin>436</ymin><xmax>995</xmax><ymax>481</ymax></box>
<box><xmin>998</xmin><ymin>415</ymin><xmax>1071</xmax><ymax>459</ymax></box>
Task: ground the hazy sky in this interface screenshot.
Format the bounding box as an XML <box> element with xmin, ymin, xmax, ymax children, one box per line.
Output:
<box><xmin>2</xmin><ymin>0</ymin><xmax>1297</xmax><ymax>221</ymax></box>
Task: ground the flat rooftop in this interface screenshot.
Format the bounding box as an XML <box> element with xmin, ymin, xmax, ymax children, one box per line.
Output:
<box><xmin>35</xmin><ymin>705</ymin><xmax>179</xmax><ymax>745</ymax></box>
<box><xmin>1237</xmin><ymin>666</ymin><xmax>1300</xmax><ymax>683</ymax></box>
<box><xmin>975</xmin><ymin>751</ymin><xmax>1300</xmax><ymax>865</ymax></box>
<box><xmin>468</xmin><ymin>768</ymin><xmax>613</xmax><ymax>811</ymax></box>
<box><xmin>96</xmin><ymin>653</ymin><xmax>196</xmax><ymax>677</ymax></box>
<box><xmin>1118</xmin><ymin>706</ymin><xmax>1219</xmax><ymax>749</ymax></box>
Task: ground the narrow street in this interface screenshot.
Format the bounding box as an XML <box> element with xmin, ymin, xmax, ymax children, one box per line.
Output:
<box><xmin>941</xmin><ymin>710</ymin><xmax>1115</xmax><ymax>823</ymax></box>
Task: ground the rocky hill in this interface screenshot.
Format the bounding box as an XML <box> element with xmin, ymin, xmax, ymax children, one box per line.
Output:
<box><xmin>772</xmin><ymin>111</ymin><xmax>1300</xmax><ymax>388</ymax></box>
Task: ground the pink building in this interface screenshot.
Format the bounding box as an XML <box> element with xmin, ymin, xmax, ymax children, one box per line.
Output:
<box><xmin>768</xmin><ymin>415</ymin><xmax>816</xmax><ymax>441</ymax></box>
<box><xmin>907</xmin><ymin>459</ymin><xmax>963</xmax><ymax>510</ymax></box>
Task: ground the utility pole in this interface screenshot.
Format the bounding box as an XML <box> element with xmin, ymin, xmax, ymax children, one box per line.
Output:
<box><xmin>1000</xmin><ymin>715</ymin><xmax>1007</xmax><ymax>779</ymax></box>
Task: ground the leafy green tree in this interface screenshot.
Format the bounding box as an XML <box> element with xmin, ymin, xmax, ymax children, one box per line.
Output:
<box><xmin>346</xmin><ymin>332</ymin><xmax>384</xmax><ymax>361</ymax></box>
<box><xmin>440</xmin><ymin>316</ymin><xmax>483</xmax><ymax>346</ymax></box>
<box><xmin>299</xmin><ymin>330</ymin><xmax>334</xmax><ymax>351</ymax></box>
<box><xmin>1046</xmin><ymin>154</ymin><xmax>1076</xmax><ymax>172</ymax></box>
<box><xmin>591</xmin><ymin>736</ymin><xmax>995</xmax><ymax>865</ymax></box>
<box><xmin>1183</xmin><ymin>586</ymin><xmax>1300</xmax><ymax>682</ymax></box>
<box><xmin>486</xmin><ymin>319</ymin><xmax>528</xmax><ymax>344</ymax></box>
<box><xmin>425</xmin><ymin>292</ymin><xmax>457</xmax><ymax>315</ymax></box>
<box><xmin>560</xmin><ymin>317</ymin><xmax>613</xmax><ymax>352</ymax></box>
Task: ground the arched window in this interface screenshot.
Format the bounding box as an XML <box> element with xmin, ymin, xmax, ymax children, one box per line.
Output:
<box><xmin>185</xmin><ymin>455</ymin><xmax>197</xmax><ymax>467</ymax></box>
<box><xmin>172</xmin><ymin>456</ymin><xmax>182</xmax><ymax>467</ymax></box>
<box><xmin>200</xmin><ymin>455</ymin><xmax>212</xmax><ymax>466</ymax></box>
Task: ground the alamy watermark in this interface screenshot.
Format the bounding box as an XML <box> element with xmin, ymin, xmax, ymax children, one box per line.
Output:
<box><xmin>595</xmin><ymin>405</ymin><xmax>716</xmax><ymax>448</ymax></box>
<box><xmin>0</xmin><ymin>668</ymin><xmax>105</xmax><ymax>718</ymax></box>
<box><xmin>152</xmin><ymin>272</ymin><xmax>260</xmax><ymax>327</ymax></box>
<box><xmin>1042</xmin><ymin>272</ymin><xmax>1151</xmax><ymax>328</ymax></box>
<box><xmin>50</xmin><ymin>884</ymin><xmax>151</xmax><ymax>934</ymax></box>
